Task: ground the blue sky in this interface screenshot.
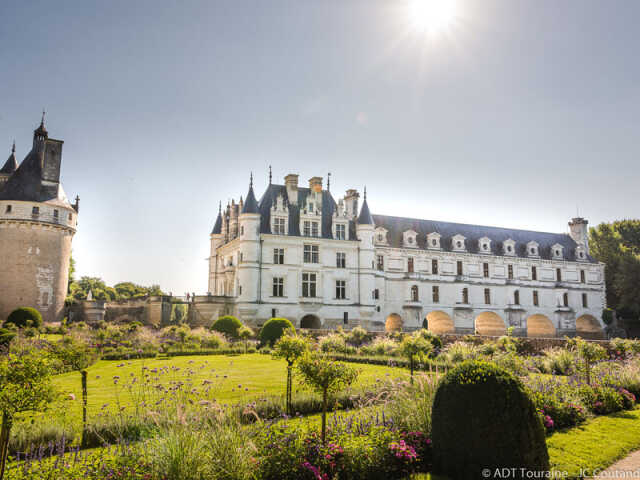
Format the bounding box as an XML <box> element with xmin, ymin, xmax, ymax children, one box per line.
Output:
<box><xmin>1</xmin><ymin>0</ymin><xmax>638</xmax><ymax>294</ymax></box>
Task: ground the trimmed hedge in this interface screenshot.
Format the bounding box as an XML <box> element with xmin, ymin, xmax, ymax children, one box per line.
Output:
<box><xmin>432</xmin><ymin>360</ymin><xmax>549</xmax><ymax>479</ymax></box>
<box><xmin>211</xmin><ymin>315</ymin><xmax>243</xmax><ymax>339</ymax></box>
<box><xmin>164</xmin><ymin>347</ymin><xmax>254</xmax><ymax>357</ymax></box>
<box><xmin>259</xmin><ymin>318</ymin><xmax>294</xmax><ymax>346</ymax></box>
<box><xmin>5</xmin><ymin>307</ymin><xmax>43</xmax><ymax>329</ymax></box>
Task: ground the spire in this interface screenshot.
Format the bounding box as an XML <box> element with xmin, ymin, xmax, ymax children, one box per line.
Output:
<box><xmin>327</xmin><ymin>172</ymin><xmax>331</xmax><ymax>191</ymax></box>
<box><xmin>241</xmin><ymin>173</ymin><xmax>259</xmax><ymax>214</ymax></box>
<box><xmin>211</xmin><ymin>201</ymin><xmax>223</xmax><ymax>234</ymax></box>
<box><xmin>357</xmin><ymin>186</ymin><xmax>374</xmax><ymax>225</ymax></box>
<box><xmin>0</xmin><ymin>141</ymin><xmax>18</xmax><ymax>175</ymax></box>
<box><xmin>35</xmin><ymin>110</ymin><xmax>47</xmax><ymax>136</ymax></box>
<box><xmin>269</xmin><ymin>165</ymin><xmax>272</xmax><ymax>185</ymax></box>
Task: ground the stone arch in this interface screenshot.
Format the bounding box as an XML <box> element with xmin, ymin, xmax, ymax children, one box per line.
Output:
<box><xmin>526</xmin><ymin>314</ymin><xmax>556</xmax><ymax>338</ymax></box>
<box><xmin>385</xmin><ymin>313</ymin><xmax>403</xmax><ymax>332</ymax></box>
<box><xmin>300</xmin><ymin>314</ymin><xmax>321</xmax><ymax>329</ymax></box>
<box><xmin>425</xmin><ymin>310</ymin><xmax>455</xmax><ymax>335</ymax></box>
<box><xmin>474</xmin><ymin>311</ymin><xmax>506</xmax><ymax>336</ymax></box>
<box><xmin>576</xmin><ymin>314</ymin><xmax>605</xmax><ymax>339</ymax></box>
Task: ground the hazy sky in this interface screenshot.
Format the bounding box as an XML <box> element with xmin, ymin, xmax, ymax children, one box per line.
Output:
<box><xmin>1</xmin><ymin>0</ymin><xmax>638</xmax><ymax>294</ymax></box>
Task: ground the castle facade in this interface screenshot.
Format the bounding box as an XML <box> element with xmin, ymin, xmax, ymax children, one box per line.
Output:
<box><xmin>207</xmin><ymin>172</ymin><xmax>606</xmax><ymax>338</ymax></box>
<box><xmin>0</xmin><ymin>118</ymin><xmax>79</xmax><ymax>323</ymax></box>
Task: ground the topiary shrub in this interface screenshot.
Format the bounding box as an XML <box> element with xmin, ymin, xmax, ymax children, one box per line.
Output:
<box><xmin>260</xmin><ymin>318</ymin><xmax>294</xmax><ymax>346</ymax></box>
<box><xmin>0</xmin><ymin>328</ymin><xmax>16</xmax><ymax>348</ymax></box>
<box><xmin>211</xmin><ymin>315</ymin><xmax>243</xmax><ymax>339</ymax></box>
<box><xmin>5</xmin><ymin>307</ymin><xmax>43</xmax><ymax>329</ymax></box>
<box><xmin>432</xmin><ymin>360</ymin><xmax>549</xmax><ymax>479</ymax></box>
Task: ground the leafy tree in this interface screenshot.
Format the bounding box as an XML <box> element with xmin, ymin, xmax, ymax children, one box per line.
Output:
<box><xmin>171</xmin><ymin>303</ymin><xmax>187</xmax><ymax>324</ymax></box>
<box><xmin>68</xmin><ymin>252</ymin><xmax>76</xmax><ymax>285</ymax></box>
<box><xmin>571</xmin><ymin>337</ymin><xmax>606</xmax><ymax>386</ymax></box>
<box><xmin>0</xmin><ymin>349</ymin><xmax>55</xmax><ymax>480</ymax></box>
<box><xmin>5</xmin><ymin>307</ymin><xmax>43</xmax><ymax>329</ymax></box>
<box><xmin>238</xmin><ymin>326</ymin><xmax>254</xmax><ymax>353</ymax></box>
<box><xmin>259</xmin><ymin>318</ymin><xmax>294</xmax><ymax>346</ymax></box>
<box><xmin>273</xmin><ymin>331</ymin><xmax>309</xmax><ymax>415</ymax></box>
<box><xmin>399</xmin><ymin>333</ymin><xmax>433</xmax><ymax>383</ymax></box>
<box><xmin>297</xmin><ymin>353</ymin><xmax>358</xmax><ymax>443</ymax></box>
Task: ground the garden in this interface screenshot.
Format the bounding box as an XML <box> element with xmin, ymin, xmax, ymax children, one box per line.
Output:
<box><xmin>3</xmin><ymin>307</ymin><xmax>640</xmax><ymax>479</ymax></box>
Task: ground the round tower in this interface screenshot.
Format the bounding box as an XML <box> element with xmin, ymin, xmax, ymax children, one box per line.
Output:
<box><xmin>356</xmin><ymin>187</ymin><xmax>376</xmax><ymax>307</ymax></box>
<box><xmin>0</xmin><ymin>117</ymin><xmax>79</xmax><ymax>323</ymax></box>
<box><xmin>237</xmin><ymin>174</ymin><xmax>261</xmax><ymax>303</ymax></box>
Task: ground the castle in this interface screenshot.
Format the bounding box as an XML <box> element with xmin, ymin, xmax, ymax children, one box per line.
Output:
<box><xmin>206</xmin><ymin>172</ymin><xmax>607</xmax><ymax>338</ymax></box>
<box><xmin>0</xmin><ymin>117</ymin><xmax>79</xmax><ymax>323</ymax></box>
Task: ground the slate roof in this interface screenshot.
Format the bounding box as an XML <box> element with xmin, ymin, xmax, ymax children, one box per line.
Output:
<box><xmin>371</xmin><ymin>214</ymin><xmax>595</xmax><ymax>262</ymax></box>
<box><xmin>357</xmin><ymin>197</ymin><xmax>374</xmax><ymax>225</ymax></box>
<box><xmin>241</xmin><ymin>184</ymin><xmax>259</xmax><ymax>214</ymax></box>
<box><xmin>0</xmin><ymin>143</ymin><xmax>71</xmax><ymax>207</ymax></box>
<box><xmin>0</xmin><ymin>144</ymin><xmax>17</xmax><ymax>174</ymax></box>
<box><xmin>211</xmin><ymin>211</ymin><xmax>223</xmax><ymax>234</ymax></box>
<box><xmin>256</xmin><ymin>183</ymin><xmax>356</xmax><ymax>239</ymax></box>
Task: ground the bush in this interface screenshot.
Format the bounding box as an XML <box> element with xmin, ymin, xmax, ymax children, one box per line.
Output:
<box><xmin>210</xmin><ymin>315</ymin><xmax>243</xmax><ymax>339</ymax></box>
<box><xmin>0</xmin><ymin>327</ymin><xmax>16</xmax><ymax>348</ymax></box>
<box><xmin>432</xmin><ymin>361</ymin><xmax>549</xmax><ymax>479</ymax></box>
<box><xmin>415</xmin><ymin>329</ymin><xmax>443</xmax><ymax>351</ymax></box>
<box><xmin>259</xmin><ymin>318</ymin><xmax>294</xmax><ymax>346</ymax></box>
<box><xmin>5</xmin><ymin>307</ymin><xmax>43</xmax><ymax>329</ymax></box>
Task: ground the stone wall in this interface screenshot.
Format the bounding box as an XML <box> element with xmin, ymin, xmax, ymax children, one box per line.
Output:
<box><xmin>0</xmin><ymin>221</ymin><xmax>73</xmax><ymax>323</ymax></box>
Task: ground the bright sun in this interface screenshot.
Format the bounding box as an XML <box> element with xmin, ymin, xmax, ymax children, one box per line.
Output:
<box><xmin>408</xmin><ymin>0</ymin><xmax>457</xmax><ymax>34</ymax></box>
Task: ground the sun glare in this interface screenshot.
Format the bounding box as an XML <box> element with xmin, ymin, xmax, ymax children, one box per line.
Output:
<box><xmin>408</xmin><ymin>0</ymin><xmax>457</xmax><ymax>34</ymax></box>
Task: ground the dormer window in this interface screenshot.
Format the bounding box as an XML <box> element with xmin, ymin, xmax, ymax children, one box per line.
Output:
<box><xmin>551</xmin><ymin>243</ymin><xmax>564</xmax><ymax>260</ymax></box>
<box><xmin>403</xmin><ymin>230</ymin><xmax>418</xmax><ymax>248</ymax></box>
<box><xmin>527</xmin><ymin>241</ymin><xmax>539</xmax><ymax>257</ymax></box>
<box><xmin>308</xmin><ymin>203</ymin><xmax>314</xmax><ymax>213</ymax></box>
<box><xmin>452</xmin><ymin>234</ymin><xmax>466</xmax><ymax>252</ymax></box>
<box><xmin>478</xmin><ymin>236</ymin><xmax>491</xmax><ymax>254</ymax></box>
<box><xmin>503</xmin><ymin>239</ymin><xmax>516</xmax><ymax>256</ymax></box>
<box><xmin>427</xmin><ymin>232</ymin><xmax>441</xmax><ymax>249</ymax></box>
<box><xmin>4</xmin><ymin>205</ymin><xmax>11</xmax><ymax>213</ymax></box>
<box><xmin>374</xmin><ymin>227</ymin><xmax>388</xmax><ymax>245</ymax></box>
<box><xmin>303</xmin><ymin>220</ymin><xmax>319</xmax><ymax>237</ymax></box>
<box><xmin>334</xmin><ymin>223</ymin><xmax>346</xmax><ymax>240</ymax></box>
<box><xmin>273</xmin><ymin>217</ymin><xmax>287</xmax><ymax>235</ymax></box>
<box><xmin>32</xmin><ymin>206</ymin><xmax>39</xmax><ymax>216</ymax></box>
<box><xmin>575</xmin><ymin>245</ymin><xmax>587</xmax><ymax>261</ymax></box>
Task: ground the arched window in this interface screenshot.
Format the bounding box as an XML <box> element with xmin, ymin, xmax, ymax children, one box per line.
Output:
<box><xmin>514</xmin><ymin>290</ymin><xmax>520</xmax><ymax>305</ymax></box>
<box><xmin>411</xmin><ymin>285</ymin><xmax>419</xmax><ymax>302</ymax></box>
<box><xmin>563</xmin><ymin>292</ymin><xmax>569</xmax><ymax>307</ymax></box>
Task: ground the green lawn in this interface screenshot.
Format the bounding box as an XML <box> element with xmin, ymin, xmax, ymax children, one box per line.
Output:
<box><xmin>548</xmin><ymin>408</ymin><xmax>640</xmax><ymax>478</ymax></box>
<box><xmin>39</xmin><ymin>353</ymin><xmax>404</xmax><ymax>429</ymax></box>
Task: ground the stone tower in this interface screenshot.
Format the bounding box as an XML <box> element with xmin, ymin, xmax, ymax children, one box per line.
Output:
<box><xmin>0</xmin><ymin>117</ymin><xmax>79</xmax><ymax>323</ymax></box>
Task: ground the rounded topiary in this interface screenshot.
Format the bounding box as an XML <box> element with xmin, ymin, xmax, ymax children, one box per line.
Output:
<box><xmin>5</xmin><ymin>307</ymin><xmax>43</xmax><ymax>329</ymax></box>
<box><xmin>259</xmin><ymin>318</ymin><xmax>294</xmax><ymax>346</ymax></box>
<box><xmin>210</xmin><ymin>315</ymin><xmax>243</xmax><ymax>339</ymax></box>
<box><xmin>432</xmin><ymin>360</ymin><xmax>549</xmax><ymax>479</ymax></box>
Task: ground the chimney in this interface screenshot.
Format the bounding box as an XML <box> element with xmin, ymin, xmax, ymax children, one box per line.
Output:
<box><xmin>344</xmin><ymin>189</ymin><xmax>360</xmax><ymax>219</ymax></box>
<box><xmin>568</xmin><ymin>217</ymin><xmax>589</xmax><ymax>254</ymax></box>
<box><xmin>285</xmin><ymin>173</ymin><xmax>299</xmax><ymax>204</ymax></box>
<box><xmin>308</xmin><ymin>176</ymin><xmax>323</xmax><ymax>193</ymax></box>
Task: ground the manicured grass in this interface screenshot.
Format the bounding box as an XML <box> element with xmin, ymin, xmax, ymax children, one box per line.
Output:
<box><xmin>37</xmin><ymin>353</ymin><xmax>404</xmax><ymax>429</ymax></box>
<box><xmin>548</xmin><ymin>408</ymin><xmax>640</xmax><ymax>478</ymax></box>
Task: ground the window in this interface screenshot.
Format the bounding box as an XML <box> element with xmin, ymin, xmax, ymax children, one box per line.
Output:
<box><xmin>508</xmin><ymin>265</ymin><xmax>513</xmax><ymax>280</ymax></box>
<box><xmin>272</xmin><ymin>277</ymin><xmax>284</xmax><ymax>297</ymax></box>
<box><xmin>53</xmin><ymin>209</ymin><xmax>59</xmax><ymax>220</ymax></box>
<box><xmin>32</xmin><ymin>206</ymin><xmax>39</xmax><ymax>215</ymax></box>
<box><xmin>483</xmin><ymin>263</ymin><xmax>489</xmax><ymax>278</ymax></box>
<box><xmin>533</xmin><ymin>290</ymin><xmax>539</xmax><ymax>306</ymax></box>
<box><xmin>336</xmin><ymin>280</ymin><xmax>346</xmax><ymax>299</ymax></box>
<box><xmin>273</xmin><ymin>217</ymin><xmax>286</xmax><ymax>235</ymax></box>
<box><xmin>303</xmin><ymin>244</ymin><xmax>319</xmax><ymax>263</ymax></box>
<box><xmin>68</xmin><ymin>213</ymin><xmax>73</xmax><ymax>221</ymax></box>
<box><xmin>42</xmin><ymin>292</ymin><xmax>49</xmax><ymax>306</ymax></box>
<box><xmin>432</xmin><ymin>286</ymin><xmax>440</xmax><ymax>303</ymax></box>
<box><xmin>373</xmin><ymin>288</ymin><xmax>379</xmax><ymax>300</ymax></box>
<box><xmin>308</xmin><ymin>203</ymin><xmax>314</xmax><ymax>213</ymax></box>
<box><xmin>303</xmin><ymin>221</ymin><xmax>311</xmax><ymax>236</ymax></box>
<box><xmin>408</xmin><ymin>257</ymin><xmax>414</xmax><ymax>273</ymax></box>
<box><xmin>271</xmin><ymin>308</ymin><xmax>277</xmax><ymax>318</ymax></box>
<box><xmin>302</xmin><ymin>273</ymin><xmax>317</xmax><ymax>297</ymax></box>
<box><xmin>241</xmin><ymin>226</ymin><xmax>244</xmax><ymax>236</ymax></box>
<box><xmin>514</xmin><ymin>290</ymin><xmax>520</xmax><ymax>305</ymax></box>
<box><xmin>556</xmin><ymin>268</ymin><xmax>562</xmax><ymax>282</ymax></box>
<box><xmin>4</xmin><ymin>205</ymin><xmax>11</xmax><ymax>213</ymax></box>
<box><xmin>580</xmin><ymin>270</ymin><xmax>586</xmax><ymax>284</ymax></box>
<box><xmin>378</xmin><ymin>233</ymin><xmax>384</xmax><ymax>242</ymax></box>
<box><xmin>411</xmin><ymin>285</ymin><xmax>419</xmax><ymax>302</ymax></box>
<box><xmin>462</xmin><ymin>287</ymin><xmax>469</xmax><ymax>304</ymax></box>
<box><xmin>563</xmin><ymin>292</ymin><xmax>569</xmax><ymax>307</ymax></box>
<box><xmin>484</xmin><ymin>288</ymin><xmax>491</xmax><ymax>305</ymax></box>
<box><xmin>343</xmin><ymin>312</ymin><xmax>348</xmax><ymax>325</ymax></box>
<box><xmin>408</xmin><ymin>236</ymin><xmax>414</xmax><ymax>244</ymax></box>
<box><xmin>432</xmin><ymin>239</ymin><xmax>438</xmax><ymax>247</ymax></box>
<box><xmin>376</xmin><ymin>255</ymin><xmax>384</xmax><ymax>271</ymax></box>
<box><xmin>239</xmin><ymin>252</ymin><xmax>243</xmax><ymax>262</ymax></box>
<box><xmin>312</xmin><ymin>222</ymin><xmax>319</xmax><ymax>237</ymax></box>
<box><xmin>335</xmin><ymin>224</ymin><xmax>346</xmax><ymax>240</ymax></box>
<box><xmin>457</xmin><ymin>261</ymin><xmax>463</xmax><ymax>276</ymax></box>
<box><xmin>483</xmin><ymin>243</ymin><xmax>489</xmax><ymax>251</ymax></box>
<box><xmin>239</xmin><ymin>286</ymin><xmax>242</xmax><ymax>295</ymax></box>
<box><xmin>274</xmin><ymin>248</ymin><xmax>284</xmax><ymax>264</ymax></box>
<box><xmin>582</xmin><ymin>293</ymin><xmax>588</xmax><ymax>308</ymax></box>
<box><xmin>432</xmin><ymin>259</ymin><xmax>438</xmax><ymax>274</ymax></box>
<box><xmin>532</xmin><ymin>266</ymin><xmax>537</xmax><ymax>281</ymax></box>
<box><xmin>336</xmin><ymin>252</ymin><xmax>346</xmax><ymax>268</ymax></box>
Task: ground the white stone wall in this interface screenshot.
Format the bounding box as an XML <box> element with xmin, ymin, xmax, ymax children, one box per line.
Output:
<box><xmin>0</xmin><ymin>200</ymin><xmax>77</xmax><ymax>230</ymax></box>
